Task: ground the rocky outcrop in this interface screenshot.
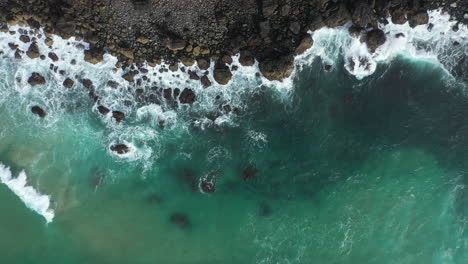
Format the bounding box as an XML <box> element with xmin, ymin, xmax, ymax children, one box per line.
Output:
<box><xmin>213</xmin><ymin>63</ymin><xmax>232</xmax><ymax>85</ymax></box>
<box><xmin>28</xmin><ymin>72</ymin><xmax>46</xmax><ymax>86</ymax></box>
<box><xmin>0</xmin><ymin>0</ymin><xmax>458</xmax><ymax>84</ymax></box>
<box><xmin>110</xmin><ymin>144</ymin><xmax>130</xmax><ymax>154</ymax></box>
<box><xmin>259</xmin><ymin>55</ymin><xmax>294</xmax><ymax>81</ymax></box>
<box><xmin>26</xmin><ymin>42</ymin><xmax>40</xmax><ymax>59</ymax></box>
<box><xmin>179</xmin><ymin>88</ymin><xmax>196</xmax><ymax>105</ymax></box>
<box><xmin>364</xmin><ymin>29</ymin><xmax>386</xmax><ymax>52</ymax></box>
<box><xmin>63</xmin><ymin>78</ymin><xmax>74</xmax><ymax>88</ymax></box>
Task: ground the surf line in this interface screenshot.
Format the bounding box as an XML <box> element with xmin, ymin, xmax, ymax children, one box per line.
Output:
<box><xmin>0</xmin><ymin>163</ymin><xmax>54</xmax><ymax>223</ymax></box>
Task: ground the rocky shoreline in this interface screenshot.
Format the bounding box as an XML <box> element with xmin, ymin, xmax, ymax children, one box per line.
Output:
<box><xmin>0</xmin><ymin>0</ymin><xmax>466</xmax><ymax>86</ymax></box>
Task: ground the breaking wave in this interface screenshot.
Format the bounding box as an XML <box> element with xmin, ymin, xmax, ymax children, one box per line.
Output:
<box><xmin>0</xmin><ymin>163</ymin><xmax>54</xmax><ymax>223</ymax></box>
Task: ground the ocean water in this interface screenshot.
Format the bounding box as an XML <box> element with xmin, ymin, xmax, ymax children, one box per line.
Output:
<box><xmin>0</xmin><ymin>10</ymin><xmax>467</xmax><ymax>264</ymax></box>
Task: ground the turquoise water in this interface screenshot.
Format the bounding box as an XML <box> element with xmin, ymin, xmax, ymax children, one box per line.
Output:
<box><xmin>1</xmin><ymin>16</ymin><xmax>468</xmax><ymax>263</ymax></box>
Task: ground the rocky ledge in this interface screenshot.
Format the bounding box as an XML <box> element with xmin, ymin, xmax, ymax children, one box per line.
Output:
<box><xmin>0</xmin><ymin>0</ymin><xmax>466</xmax><ymax>84</ymax></box>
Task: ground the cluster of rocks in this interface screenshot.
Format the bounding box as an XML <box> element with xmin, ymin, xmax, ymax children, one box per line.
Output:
<box><xmin>1</xmin><ymin>0</ymin><xmax>464</xmax><ymax>85</ymax></box>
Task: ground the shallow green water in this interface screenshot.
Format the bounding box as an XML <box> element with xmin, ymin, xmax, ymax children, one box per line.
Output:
<box><xmin>0</xmin><ymin>53</ymin><xmax>467</xmax><ymax>264</ymax></box>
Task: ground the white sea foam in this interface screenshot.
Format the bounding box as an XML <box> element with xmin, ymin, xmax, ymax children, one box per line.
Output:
<box><xmin>300</xmin><ymin>9</ymin><xmax>468</xmax><ymax>80</ymax></box>
<box><xmin>0</xmin><ymin>163</ymin><xmax>54</xmax><ymax>223</ymax></box>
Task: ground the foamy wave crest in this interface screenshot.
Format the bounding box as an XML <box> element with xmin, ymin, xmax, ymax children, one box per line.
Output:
<box><xmin>298</xmin><ymin>9</ymin><xmax>467</xmax><ymax>80</ymax></box>
<box><xmin>0</xmin><ymin>163</ymin><xmax>54</xmax><ymax>223</ymax></box>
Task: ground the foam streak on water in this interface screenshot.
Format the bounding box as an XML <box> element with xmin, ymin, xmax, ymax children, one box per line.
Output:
<box><xmin>0</xmin><ymin>163</ymin><xmax>54</xmax><ymax>223</ymax></box>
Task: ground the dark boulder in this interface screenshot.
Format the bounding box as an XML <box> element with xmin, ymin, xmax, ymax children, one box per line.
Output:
<box><xmin>84</xmin><ymin>47</ymin><xmax>104</xmax><ymax>64</ymax></box>
<box><xmin>200</xmin><ymin>75</ymin><xmax>212</xmax><ymax>88</ymax></box>
<box><xmin>188</xmin><ymin>70</ymin><xmax>200</xmax><ymax>80</ymax></box>
<box><xmin>97</xmin><ymin>105</ymin><xmax>110</xmax><ymax>115</ymax></box>
<box><xmin>28</xmin><ymin>72</ymin><xmax>46</xmax><ymax>86</ymax></box>
<box><xmin>179</xmin><ymin>88</ymin><xmax>196</xmax><ymax>104</ymax></box>
<box><xmin>19</xmin><ymin>35</ymin><xmax>30</xmax><ymax>43</ymax></box>
<box><xmin>408</xmin><ymin>11</ymin><xmax>429</xmax><ymax>28</ymax></box>
<box><xmin>364</xmin><ymin>29</ymin><xmax>386</xmax><ymax>52</ymax></box>
<box><xmin>112</xmin><ymin>111</ymin><xmax>125</xmax><ymax>122</ymax></box>
<box><xmin>8</xmin><ymin>43</ymin><xmax>18</xmax><ymax>50</ymax></box>
<box><xmin>239</xmin><ymin>50</ymin><xmax>255</xmax><ymax>66</ymax></box>
<box><xmin>110</xmin><ymin>144</ymin><xmax>130</xmax><ymax>154</ymax></box>
<box><xmin>163</xmin><ymin>88</ymin><xmax>172</xmax><ymax>99</ymax></box>
<box><xmin>31</xmin><ymin>106</ymin><xmax>46</xmax><ymax>118</ymax></box>
<box><xmin>48</xmin><ymin>52</ymin><xmax>59</xmax><ymax>62</ymax></box>
<box><xmin>82</xmin><ymin>79</ymin><xmax>93</xmax><ymax>89</ymax></box>
<box><xmin>63</xmin><ymin>78</ymin><xmax>74</xmax><ymax>88</ymax></box>
<box><xmin>391</xmin><ymin>9</ymin><xmax>407</xmax><ymax>24</ymax></box>
<box><xmin>213</xmin><ymin>63</ymin><xmax>232</xmax><ymax>85</ymax></box>
<box><xmin>259</xmin><ymin>55</ymin><xmax>294</xmax><ymax>81</ymax></box>
<box><xmin>14</xmin><ymin>49</ymin><xmax>23</xmax><ymax>59</ymax></box>
<box><xmin>26</xmin><ymin>42</ymin><xmax>40</xmax><ymax>59</ymax></box>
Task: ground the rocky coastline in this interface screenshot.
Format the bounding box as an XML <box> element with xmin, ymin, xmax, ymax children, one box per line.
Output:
<box><xmin>0</xmin><ymin>0</ymin><xmax>466</xmax><ymax>86</ymax></box>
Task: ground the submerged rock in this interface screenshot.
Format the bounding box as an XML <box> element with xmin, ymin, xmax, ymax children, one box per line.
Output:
<box><xmin>122</xmin><ymin>70</ymin><xmax>138</xmax><ymax>82</ymax></box>
<box><xmin>170</xmin><ymin>213</ymin><xmax>191</xmax><ymax>229</ymax></box>
<box><xmin>242</xmin><ymin>165</ymin><xmax>258</xmax><ymax>181</ymax></box>
<box><xmin>110</xmin><ymin>144</ymin><xmax>130</xmax><ymax>154</ymax></box>
<box><xmin>259</xmin><ymin>202</ymin><xmax>272</xmax><ymax>217</ymax></box>
<box><xmin>31</xmin><ymin>106</ymin><xmax>46</xmax><ymax>118</ymax></box>
<box><xmin>28</xmin><ymin>72</ymin><xmax>46</xmax><ymax>86</ymax></box>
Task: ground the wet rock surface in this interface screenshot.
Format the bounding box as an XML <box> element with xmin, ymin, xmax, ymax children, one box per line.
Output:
<box><xmin>0</xmin><ymin>0</ymin><xmax>464</xmax><ymax>82</ymax></box>
<box><xmin>31</xmin><ymin>105</ymin><xmax>46</xmax><ymax>118</ymax></box>
<box><xmin>110</xmin><ymin>144</ymin><xmax>130</xmax><ymax>154</ymax></box>
<box><xmin>28</xmin><ymin>72</ymin><xmax>46</xmax><ymax>86</ymax></box>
